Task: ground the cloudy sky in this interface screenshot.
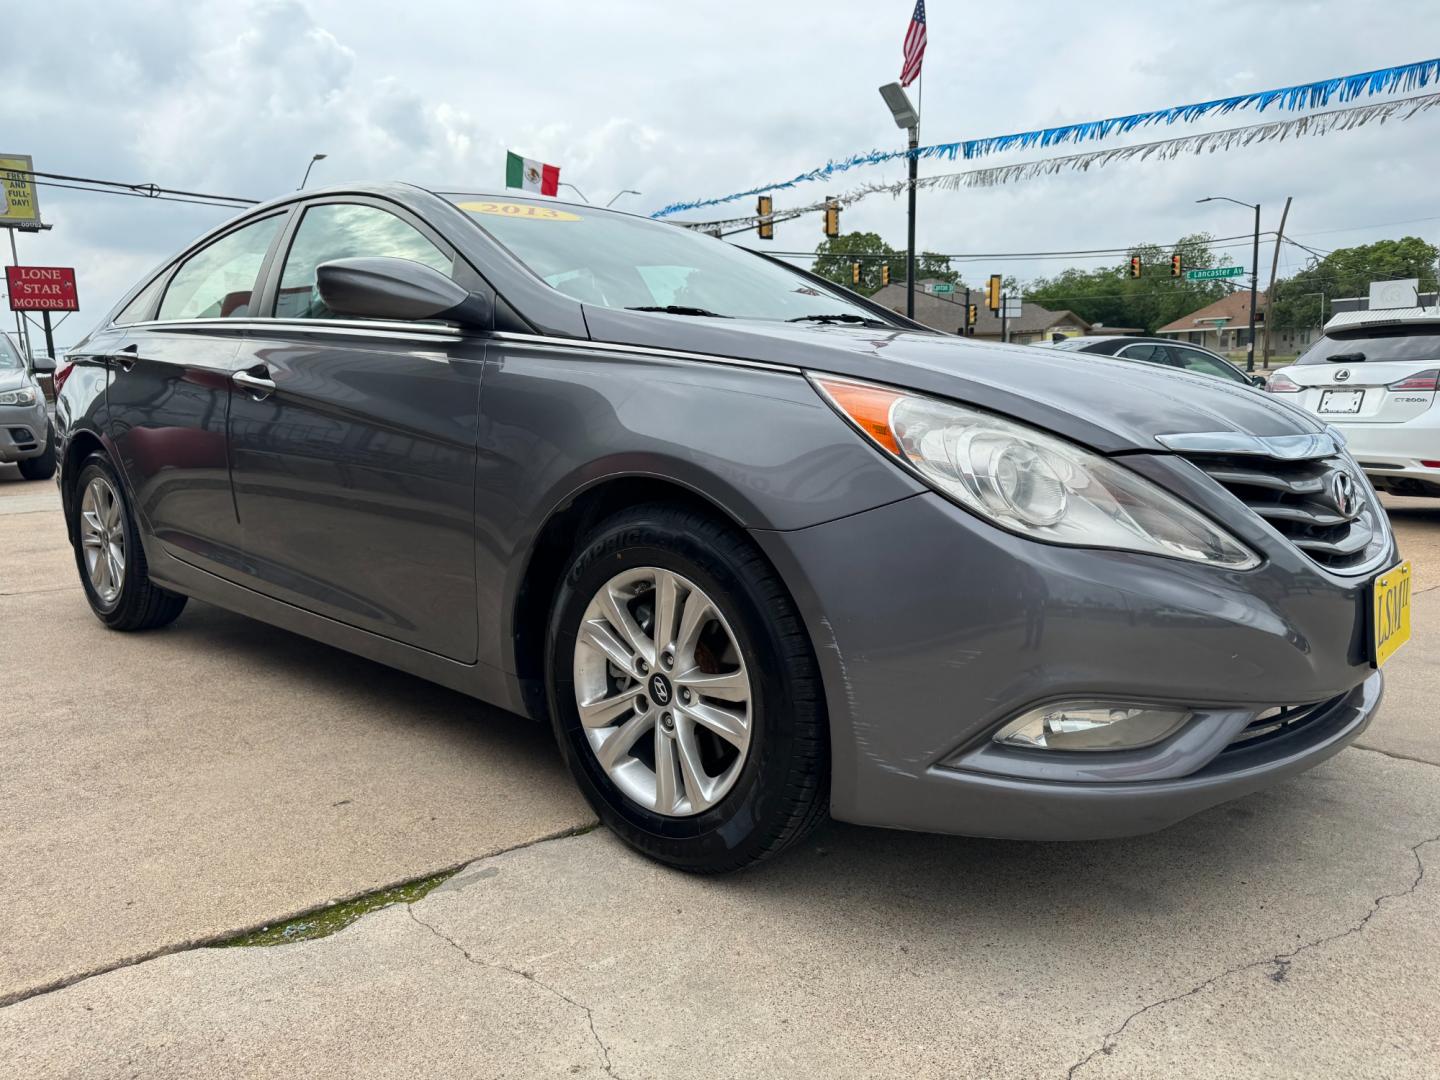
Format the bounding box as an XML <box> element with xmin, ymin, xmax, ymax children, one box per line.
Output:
<box><xmin>7</xmin><ymin>0</ymin><xmax>1440</xmax><ymax>346</ymax></box>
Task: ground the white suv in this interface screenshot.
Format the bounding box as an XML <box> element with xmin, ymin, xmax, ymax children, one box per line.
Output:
<box><xmin>1268</xmin><ymin>309</ymin><xmax>1440</xmax><ymax>497</ymax></box>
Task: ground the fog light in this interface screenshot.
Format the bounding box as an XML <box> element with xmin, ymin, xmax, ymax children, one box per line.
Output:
<box><xmin>993</xmin><ymin>701</ymin><xmax>1191</xmax><ymax>751</ymax></box>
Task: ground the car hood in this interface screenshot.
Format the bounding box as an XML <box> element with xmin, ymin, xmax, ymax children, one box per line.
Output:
<box><xmin>0</xmin><ymin>369</ymin><xmax>31</xmax><ymax>394</ymax></box>
<box><xmin>582</xmin><ymin>309</ymin><xmax>1323</xmax><ymax>454</ymax></box>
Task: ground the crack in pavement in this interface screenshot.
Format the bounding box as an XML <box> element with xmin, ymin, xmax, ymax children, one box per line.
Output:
<box><xmin>1065</xmin><ymin>833</ymin><xmax>1440</xmax><ymax>1079</ymax></box>
<box><xmin>407</xmin><ymin>905</ymin><xmax>624</xmax><ymax>1080</ymax></box>
<box><xmin>1352</xmin><ymin>744</ymin><xmax>1440</xmax><ymax>769</ymax></box>
<box><xmin>0</xmin><ymin>824</ymin><xmax>596</xmax><ymax>1011</ymax></box>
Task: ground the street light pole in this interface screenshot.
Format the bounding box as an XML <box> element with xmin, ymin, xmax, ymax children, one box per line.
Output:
<box><xmin>1198</xmin><ymin>194</ymin><xmax>1262</xmax><ymax>372</ymax></box>
<box><xmin>906</xmin><ymin>122</ymin><xmax>918</xmax><ymax>320</ymax></box>
<box><xmin>298</xmin><ymin>153</ymin><xmax>327</xmax><ymax>190</ymax></box>
<box><xmin>879</xmin><ymin>82</ymin><xmax>922</xmax><ymax>319</ymax></box>
<box><xmin>605</xmin><ymin>189</ymin><xmax>642</xmax><ymax>208</ymax></box>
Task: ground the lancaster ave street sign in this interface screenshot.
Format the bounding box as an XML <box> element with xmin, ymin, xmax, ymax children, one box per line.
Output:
<box><xmin>5</xmin><ymin>265</ymin><xmax>79</xmax><ymax>311</ymax></box>
<box><xmin>1185</xmin><ymin>265</ymin><xmax>1246</xmax><ymax>281</ymax></box>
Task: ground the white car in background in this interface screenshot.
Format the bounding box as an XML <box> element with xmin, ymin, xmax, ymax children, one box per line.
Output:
<box><xmin>1268</xmin><ymin>309</ymin><xmax>1440</xmax><ymax>498</ymax></box>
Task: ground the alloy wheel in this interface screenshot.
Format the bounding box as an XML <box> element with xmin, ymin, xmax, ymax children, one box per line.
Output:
<box><xmin>79</xmin><ymin>476</ymin><xmax>126</xmax><ymax>605</ymax></box>
<box><xmin>572</xmin><ymin>566</ymin><xmax>753</xmax><ymax>816</ymax></box>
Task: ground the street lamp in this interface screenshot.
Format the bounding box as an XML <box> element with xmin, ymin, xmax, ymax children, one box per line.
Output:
<box><xmin>605</xmin><ymin>189</ymin><xmax>642</xmax><ymax>208</ymax></box>
<box><xmin>298</xmin><ymin>153</ymin><xmax>328</xmax><ymax>190</ymax></box>
<box><xmin>879</xmin><ymin>81</ymin><xmax>920</xmax><ymax>319</ymax></box>
<box><xmin>1197</xmin><ymin>195</ymin><xmax>1261</xmax><ymax>371</ymax></box>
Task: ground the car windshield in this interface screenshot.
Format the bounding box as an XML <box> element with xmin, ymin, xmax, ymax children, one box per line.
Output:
<box><xmin>449</xmin><ymin>195</ymin><xmax>883</xmax><ymax>323</ymax></box>
<box><xmin>0</xmin><ymin>333</ymin><xmax>23</xmax><ymax>369</ymax></box>
<box><xmin>1297</xmin><ymin>325</ymin><xmax>1440</xmax><ymax>364</ymax></box>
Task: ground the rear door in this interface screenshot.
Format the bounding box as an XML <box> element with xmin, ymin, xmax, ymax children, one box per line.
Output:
<box><xmin>227</xmin><ymin>198</ymin><xmax>486</xmax><ymax>662</ymax></box>
<box><xmin>105</xmin><ymin>211</ymin><xmax>289</xmax><ymax>579</ymax></box>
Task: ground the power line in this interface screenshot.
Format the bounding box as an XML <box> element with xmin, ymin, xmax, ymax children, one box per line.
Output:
<box><xmin>13</xmin><ymin>168</ymin><xmax>259</xmax><ymax>211</ymax></box>
<box><xmin>765</xmin><ymin>232</ymin><xmax>1269</xmax><ymax>263</ymax></box>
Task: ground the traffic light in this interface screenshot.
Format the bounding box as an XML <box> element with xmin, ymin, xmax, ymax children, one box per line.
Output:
<box><xmin>1171</xmin><ymin>253</ymin><xmax>1182</xmax><ymax>278</ymax></box>
<box><xmin>824</xmin><ymin>197</ymin><xmax>840</xmax><ymax>238</ymax></box>
<box><xmin>967</xmin><ymin>304</ymin><xmax>978</xmax><ymax>329</ymax></box>
<box><xmin>757</xmin><ymin>195</ymin><xmax>774</xmax><ymax>241</ymax></box>
<box><xmin>851</xmin><ymin>262</ymin><xmax>861</xmax><ymax>285</ymax></box>
<box><xmin>881</xmin><ymin>264</ymin><xmax>890</xmax><ymax>286</ymax></box>
<box><xmin>1129</xmin><ymin>256</ymin><xmax>1143</xmax><ymax>279</ymax></box>
<box><xmin>986</xmin><ymin>274</ymin><xmax>1002</xmax><ymax>312</ymax></box>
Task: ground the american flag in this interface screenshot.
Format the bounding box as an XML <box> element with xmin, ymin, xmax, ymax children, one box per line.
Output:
<box><xmin>900</xmin><ymin>0</ymin><xmax>927</xmax><ymax>87</ymax></box>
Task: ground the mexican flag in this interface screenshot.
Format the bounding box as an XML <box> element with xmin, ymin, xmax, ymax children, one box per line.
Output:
<box><xmin>505</xmin><ymin>151</ymin><xmax>560</xmax><ymax>196</ymax></box>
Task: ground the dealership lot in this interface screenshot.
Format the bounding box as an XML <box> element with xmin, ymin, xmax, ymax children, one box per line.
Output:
<box><xmin>2</xmin><ymin>465</ymin><xmax>1437</xmax><ymax>1077</ymax></box>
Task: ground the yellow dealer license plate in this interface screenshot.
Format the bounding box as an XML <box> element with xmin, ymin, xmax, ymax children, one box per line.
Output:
<box><xmin>1373</xmin><ymin>561</ymin><xmax>1413</xmax><ymax>667</ymax></box>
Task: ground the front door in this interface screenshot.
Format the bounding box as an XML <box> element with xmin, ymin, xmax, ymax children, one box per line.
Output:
<box><xmin>227</xmin><ymin>200</ymin><xmax>484</xmax><ymax>662</ymax></box>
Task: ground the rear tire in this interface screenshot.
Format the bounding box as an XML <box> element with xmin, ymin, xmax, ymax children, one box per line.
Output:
<box><xmin>17</xmin><ymin>423</ymin><xmax>56</xmax><ymax>480</ymax></box>
<box><xmin>546</xmin><ymin>503</ymin><xmax>828</xmax><ymax>873</ymax></box>
<box><xmin>72</xmin><ymin>452</ymin><xmax>187</xmax><ymax>631</ymax></box>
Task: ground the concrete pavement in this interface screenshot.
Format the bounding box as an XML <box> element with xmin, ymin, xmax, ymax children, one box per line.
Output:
<box><xmin>0</xmin><ymin>465</ymin><xmax>595</xmax><ymax>1005</ymax></box>
<box><xmin>2</xmin><ymin>465</ymin><xmax>1438</xmax><ymax>1077</ymax></box>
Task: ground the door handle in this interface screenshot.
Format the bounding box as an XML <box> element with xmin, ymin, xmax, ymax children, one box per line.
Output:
<box><xmin>234</xmin><ymin>370</ymin><xmax>277</xmax><ymax>400</ymax></box>
<box><xmin>107</xmin><ymin>344</ymin><xmax>139</xmax><ymax>372</ymax></box>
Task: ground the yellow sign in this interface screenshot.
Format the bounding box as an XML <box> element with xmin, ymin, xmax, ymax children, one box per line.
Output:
<box><xmin>457</xmin><ymin>200</ymin><xmax>580</xmax><ymax>222</ymax></box>
<box><xmin>1373</xmin><ymin>560</ymin><xmax>1412</xmax><ymax>667</ymax></box>
<box><xmin>0</xmin><ymin>154</ymin><xmax>41</xmax><ymax>228</ymax></box>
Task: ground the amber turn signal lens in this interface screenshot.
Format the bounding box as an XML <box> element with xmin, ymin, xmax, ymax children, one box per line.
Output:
<box><xmin>813</xmin><ymin>378</ymin><xmax>904</xmax><ymax>455</ymax></box>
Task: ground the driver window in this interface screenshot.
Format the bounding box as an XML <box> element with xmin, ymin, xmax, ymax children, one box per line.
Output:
<box><xmin>276</xmin><ymin>203</ymin><xmax>454</xmax><ymax>320</ymax></box>
<box><xmin>1119</xmin><ymin>344</ymin><xmax>1175</xmax><ymax>368</ymax></box>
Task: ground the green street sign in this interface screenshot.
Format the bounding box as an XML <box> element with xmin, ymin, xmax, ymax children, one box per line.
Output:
<box><xmin>1185</xmin><ymin>265</ymin><xmax>1245</xmax><ymax>282</ymax></box>
<box><xmin>931</xmin><ymin>283</ymin><xmax>955</xmax><ymax>294</ymax></box>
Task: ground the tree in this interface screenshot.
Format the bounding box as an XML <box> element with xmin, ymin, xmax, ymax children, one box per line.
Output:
<box><xmin>1022</xmin><ymin>233</ymin><xmax>1232</xmax><ymax>332</ymax></box>
<box><xmin>813</xmin><ymin>233</ymin><xmax>965</xmax><ymax>296</ymax></box>
<box><xmin>1269</xmin><ymin>237</ymin><xmax>1440</xmax><ymax>333</ymax></box>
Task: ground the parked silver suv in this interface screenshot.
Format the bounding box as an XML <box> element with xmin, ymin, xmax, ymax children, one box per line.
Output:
<box><xmin>0</xmin><ymin>331</ymin><xmax>56</xmax><ymax>480</ymax></box>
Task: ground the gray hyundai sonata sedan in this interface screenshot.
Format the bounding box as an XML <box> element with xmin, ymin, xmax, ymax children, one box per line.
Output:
<box><xmin>54</xmin><ymin>184</ymin><xmax>1408</xmax><ymax>871</ymax></box>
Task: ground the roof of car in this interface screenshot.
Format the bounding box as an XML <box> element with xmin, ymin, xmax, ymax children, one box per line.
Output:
<box><xmin>1324</xmin><ymin>307</ymin><xmax>1440</xmax><ymax>334</ymax></box>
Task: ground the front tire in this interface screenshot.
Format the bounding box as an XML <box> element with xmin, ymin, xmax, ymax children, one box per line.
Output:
<box><xmin>72</xmin><ymin>452</ymin><xmax>187</xmax><ymax>631</ymax></box>
<box><xmin>546</xmin><ymin>504</ymin><xmax>827</xmax><ymax>873</ymax></box>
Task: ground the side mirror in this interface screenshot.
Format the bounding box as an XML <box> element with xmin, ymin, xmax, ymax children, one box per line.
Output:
<box><xmin>1250</xmin><ymin>374</ymin><xmax>1268</xmax><ymax>387</ymax></box>
<box><xmin>31</xmin><ymin>355</ymin><xmax>57</xmax><ymax>375</ymax></box>
<box><xmin>315</xmin><ymin>256</ymin><xmax>492</xmax><ymax>329</ymax></box>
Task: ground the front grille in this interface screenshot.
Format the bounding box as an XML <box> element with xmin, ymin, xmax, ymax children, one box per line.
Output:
<box><xmin>1183</xmin><ymin>453</ymin><xmax>1384</xmax><ymax>572</ymax></box>
<box><xmin>1225</xmin><ymin>699</ymin><xmax>1334</xmax><ymax>750</ymax></box>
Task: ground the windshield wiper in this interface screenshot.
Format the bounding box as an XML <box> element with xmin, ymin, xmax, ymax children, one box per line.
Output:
<box><xmin>787</xmin><ymin>312</ymin><xmax>889</xmax><ymax>327</ymax></box>
<box><xmin>626</xmin><ymin>305</ymin><xmax>731</xmax><ymax>318</ymax></box>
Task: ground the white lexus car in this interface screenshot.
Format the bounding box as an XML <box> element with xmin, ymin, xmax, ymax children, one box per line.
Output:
<box><xmin>1268</xmin><ymin>308</ymin><xmax>1440</xmax><ymax>497</ymax></box>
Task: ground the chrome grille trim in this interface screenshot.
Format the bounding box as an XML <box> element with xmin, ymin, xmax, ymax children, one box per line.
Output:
<box><xmin>1180</xmin><ymin>450</ymin><xmax>1391</xmax><ymax>575</ymax></box>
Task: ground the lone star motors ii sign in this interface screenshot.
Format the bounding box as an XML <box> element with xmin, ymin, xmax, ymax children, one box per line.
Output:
<box><xmin>5</xmin><ymin>266</ymin><xmax>78</xmax><ymax>311</ymax></box>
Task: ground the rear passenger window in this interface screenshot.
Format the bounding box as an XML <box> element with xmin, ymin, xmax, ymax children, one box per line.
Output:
<box><xmin>113</xmin><ymin>275</ymin><xmax>166</xmax><ymax>326</ymax></box>
<box><xmin>275</xmin><ymin>203</ymin><xmax>453</xmax><ymax>320</ymax></box>
<box><xmin>157</xmin><ymin>215</ymin><xmax>284</xmax><ymax>322</ymax></box>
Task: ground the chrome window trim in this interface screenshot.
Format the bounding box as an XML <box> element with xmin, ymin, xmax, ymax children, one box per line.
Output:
<box><xmin>113</xmin><ymin>319</ymin><xmax>801</xmax><ymax>374</ymax></box>
<box><xmin>1155</xmin><ymin>431</ymin><xmax>1341</xmax><ymax>461</ymax></box>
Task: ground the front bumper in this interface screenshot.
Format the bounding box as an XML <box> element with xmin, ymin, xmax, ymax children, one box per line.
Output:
<box><xmin>0</xmin><ymin>400</ymin><xmax>50</xmax><ymax>462</ymax></box>
<box><xmin>753</xmin><ymin>491</ymin><xmax>1391</xmax><ymax>840</ymax></box>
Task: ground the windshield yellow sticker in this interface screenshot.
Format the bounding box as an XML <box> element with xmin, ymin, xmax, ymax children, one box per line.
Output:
<box><xmin>458</xmin><ymin>200</ymin><xmax>580</xmax><ymax>221</ymax></box>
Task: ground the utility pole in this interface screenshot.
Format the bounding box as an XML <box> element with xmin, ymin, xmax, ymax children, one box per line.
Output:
<box><xmin>1261</xmin><ymin>196</ymin><xmax>1292</xmax><ymax>369</ymax></box>
<box><xmin>1001</xmin><ymin>295</ymin><xmax>1008</xmax><ymax>343</ymax></box>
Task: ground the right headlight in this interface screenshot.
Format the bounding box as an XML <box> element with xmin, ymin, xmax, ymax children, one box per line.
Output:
<box><xmin>0</xmin><ymin>387</ymin><xmax>37</xmax><ymax>407</ymax></box>
<box><xmin>812</xmin><ymin>375</ymin><xmax>1259</xmax><ymax>570</ymax></box>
